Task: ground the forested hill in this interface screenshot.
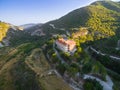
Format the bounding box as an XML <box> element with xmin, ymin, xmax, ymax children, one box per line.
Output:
<box><xmin>0</xmin><ymin>21</ymin><xmax>23</xmax><ymax>42</ymax></box>
<box><xmin>42</xmin><ymin>0</ymin><xmax>120</xmax><ymax>37</ymax></box>
<box><xmin>0</xmin><ymin>22</ymin><xmax>10</xmax><ymax>41</ymax></box>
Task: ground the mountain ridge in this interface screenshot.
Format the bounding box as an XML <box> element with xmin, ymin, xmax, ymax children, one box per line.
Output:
<box><xmin>41</xmin><ymin>0</ymin><xmax>120</xmax><ymax>38</ymax></box>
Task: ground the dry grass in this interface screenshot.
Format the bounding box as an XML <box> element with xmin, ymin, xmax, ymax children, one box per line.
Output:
<box><xmin>0</xmin><ymin>45</ymin><xmax>72</xmax><ymax>90</ymax></box>
<box><xmin>39</xmin><ymin>75</ymin><xmax>72</xmax><ymax>90</ymax></box>
<box><xmin>26</xmin><ymin>48</ymin><xmax>73</xmax><ymax>90</ymax></box>
<box><xmin>25</xmin><ymin>48</ymin><xmax>50</xmax><ymax>74</ymax></box>
<box><xmin>0</xmin><ymin>52</ymin><xmax>24</xmax><ymax>90</ymax></box>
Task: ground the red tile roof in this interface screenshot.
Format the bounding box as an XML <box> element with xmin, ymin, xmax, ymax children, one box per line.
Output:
<box><xmin>57</xmin><ymin>38</ymin><xmax>76</xmax><ymax>46</ymax></box>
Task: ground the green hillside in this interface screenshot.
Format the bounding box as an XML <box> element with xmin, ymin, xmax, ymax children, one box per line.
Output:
<box><xmin>0</xmin><ymin>20</ymin><xmax>72</xmax><ymax>90</ymax></box>
<box><xmin>41</xmin><ymin>1</ymin><xmax>120</xmax><ymax>89</ymax></box>
<box><xmin>0</xmin><ymin>42</ymin><xmax>72</xmax><ymax>90</ymax></box>
<box><xmin>42</xmin><ymin>1</ymin><xmax>120</xmax><ymax>38</ymax></box>
<box><xmin>0</xmin><ymin>0</ymin><xmax>120</xmax><ymax>90</ymax></box>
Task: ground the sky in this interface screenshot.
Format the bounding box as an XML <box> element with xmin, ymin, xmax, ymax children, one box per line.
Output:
<box><xmin>0</xmin><ymin>0</ymin><xmax>119</xmax><ymax>25</ymax></box>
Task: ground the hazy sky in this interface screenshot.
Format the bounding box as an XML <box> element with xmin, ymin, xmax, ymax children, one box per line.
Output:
<box><xmin>0</xmin><ymin>0</ymin><xmax>119</xmax><ymax>25</ymax></box>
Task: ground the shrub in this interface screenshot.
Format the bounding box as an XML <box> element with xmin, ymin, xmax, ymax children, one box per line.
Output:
<box><xmin>83</xmin><ymin>78</ymin><xmax>103</xmax><ymax>90</ymax></box>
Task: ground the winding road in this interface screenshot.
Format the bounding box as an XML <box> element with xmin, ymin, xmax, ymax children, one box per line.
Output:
<box><xmin>52</xmin><ymin>42</ymin><xmax>115</xmax><ymax>90</ymax></box>
<box><xmin>90</xmin><ymin>46</ymin><xmax>120</xmax><ymax>61</ymax></box>
<box><xmin>53</xmin><ymin>42</ymin><xmax>66</xmax><ymax>64</ymax></box>
<box><xmin>84</xmin><ymin>75</ymin><xmax>113</xmax><ymax>90</ymax></box>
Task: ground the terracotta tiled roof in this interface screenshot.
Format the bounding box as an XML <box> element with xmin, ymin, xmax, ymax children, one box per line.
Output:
<box><xmin>57</xmin><ymin>38</ymin><xmax>76</xmax><ymax>46</ymax></box>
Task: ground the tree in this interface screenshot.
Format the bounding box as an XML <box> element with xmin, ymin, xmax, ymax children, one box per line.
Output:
<box><xmin>51</xmin><ymin>53</ymin><xmax>59</xmax><ymax>63</ymax></box>
<box><xmin>56</xmin><ymin>63</ymin><xmax>68</xmax><ymax>75</ymax></box>
<box><xmin>77</xmin><ymin>47</ymin><xmax>82</xmax><ymax>53</ymax></box>
<box><xmin>83</xmin><ymin>79</ymin><xmax>103</xmax><ymax>90</ymax></box>
<box><xmin>67</xmin><ymin>63</ymin><xmax>79</xmax><ymax>77</ymax></box>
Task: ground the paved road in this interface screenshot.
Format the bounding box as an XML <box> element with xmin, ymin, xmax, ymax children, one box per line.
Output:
<box><xmin>84</xmin><ymin>75</ymin><xmax>113</xmax><ymax>90</ymax></box>
<box><xmin>53</xmin><ymin>42</ymin><xmax>66</xmax><ymax>64</ymax></box>
<box><xmin>90</xmin><ymin>46</ymin><xmax>120</xmax><ymax>61</ymax></box>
